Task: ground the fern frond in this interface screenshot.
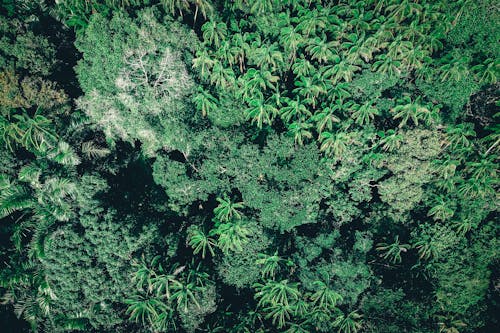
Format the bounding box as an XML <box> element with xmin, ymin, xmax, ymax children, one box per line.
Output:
<box><xmin>0</xmin><ymin>175</ymin><xmax>33</xmax><ymax>219</ymax></box>
<box><xmin>81</xmin><ymin>141</ymin><xmax>110</xmax><ymax>159</ymax></box>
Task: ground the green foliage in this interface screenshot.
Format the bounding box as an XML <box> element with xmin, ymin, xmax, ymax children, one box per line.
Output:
<box><xmin>75</xmin><ymin>9</ymin><xmax>200</xmax><ymax>155</ymax></box>
<box><xmin>376</xmin><ymin>236</ymin><xmax>410</xmax><ymax>264</ymax></box>
<box><xmin>1</xmin><ymin>1</ymin><xmax>499</xmax><ymax>332</ymax></box>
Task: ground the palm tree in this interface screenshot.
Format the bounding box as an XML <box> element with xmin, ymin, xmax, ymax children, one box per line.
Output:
<box><xmin>351</xmin><ymin>103</ymin><xmax>379</xmax><ymax>126</ymax></box>
<box><xmin>211</xmin><ymin>220</ymin><xmax>251</xmax><ymax>253</ymax></box>
<box><xmin>427</xmin><ymin>196</ymin><xmax>455</xmax><ymax>221</ymax></box>
<box><xmin>413</xmin><ymin>237</ymin><xmax>438</xmax><ymax>261</ymax></box>
<box><xmin>243</xmin><ymin>68</ymin><xmax>279</xmax><ymax>95</ymax></box>
<box><xmin>229</xmin><ymin>33</ymin><xmax>249</xmax><ymax>72</ymax></box>
<box><xmin>311</xmin><ymin>107</ymin><xmax>341</xmax><ymax>135</ymax></box>
<box><xmin>457</xmin><ymin>177</ymin><xmax>489</xmax><ymax>199</ymax></box>
<box><xmin>293</xmin><ymin>76</ymin><xmax>326</xmax><ymax>108</ymax></box>
<box><xmin>376</xmin><ymin>236</ymin><xmax>410</xmax><ymax>264</ymax></box>
<box><xmin>192</xmin><ymin>0</ymin><xmax>214</xmax><ymax>23</ymax></box>
<box><xmin>80</xmin><ymin>141</ymin><xmax>110</xmax><ymax>159</ymax></box>
<box><xmin>245</xmin><ymin>97</ymin><xmax>278</xmax><ymax>129</ymax></box>
<box><xmin>249</xmin><ymin>0</ymin><xmax>275</xmax><ymax>15</ymax></box>
<box><xmin>264</xmin><ymin>303</ymin><xmax>294</xmax><ymax>329</ymax></box>
<box><xmin>325</xmin><ymin>82</ymin><xmax>352</xmax><ymax>102</ymax></box>
<box><xmin>471</xmin><ymin>58</ymin><xmax>499</xmax><ymax>84</ymax></box>
<box><xmin>254</xmin><ymin>279</ymin><xmax>301</xmax><ymax>307</ymax></box>
<box><xmin>305</xmin><ymin>37</ymin><xmax>338</xmax><ymax>64</ymax></box>
<box><xmin>333</xmin><ymin>310</ymin><xmax>363</xmax><ymax>333</ymax></box>
<box><xmin>310</xmin><ymin>280</ymin><xmax>343</xmax><ymax>311</ymax></box>
<box><xmin>423</xmin><ymin>31</ymin><xmax>444</xmax><ymax>54</ymax></box>
<box><xmin>47</xmin><ymin>141</ymin><xmax>81</xmax><ymax>166</ymax></box>
<box><xmin>2</xmin><ymin>108</ymin><xmax>57</xmax><ymax>153</ymax></box>
<box><xmin>188</xmin><ymin>226</ymin><xmax>216</xmax><ymax>258</ymax></box>
<box><xmin>193</xmin><ymin>88</ymin><xmax>218</xmax><ymax>117</ymax></box>
<box><xmin>378</xmin><ymin>129</ymin><xmax>403</xmax><ymax>152</ymax></box>
<box><xmin>192</xmin><ymin>50</ymin><xmax>215</xmax><ymax>79</ymax></box>
<box><xmin>249</xmin><ymin>43</ymin><xmax>284</xmax><ymax>73</ymax></box>
<box><xmin>347</xmin><ymin>8</ymin><xmax>372</xmax><ymax>33</ymax></box>
<box><xmin>386</xmin><ymin>38</ymin><xmax>413</xmax><ymax>61</ymax></box>
<box><xmin>320</xmin><ymin>131</ymin><xmax>349</xmax><ymax>158</ymax></box>
<box><xmin>214</xmin><ymin>196</ymin><xmax>244</xmax><ymax>221</ymax></box>
<box><xmin>385</xmin><ymin>0</ymin><xmax>422</xmax><ymax>22</ymax></box>
<box><xmin>160</xmin><ymin>0</ymin><xmax>190</xmax><ymax>17</ymax></box>
<box><xmin>202</xmin><ymin>20</ymin><xmax>228</xmax><ymax>48</ymax></box>
<box><xmin>451</xmin><ymin>218</ymin><xmax>476</xmax><ymax>236</ymax></box>
<box><xmin>280</xmin><ymin>97</ymin><xmax>311</xmax><ymax>123</ymax></box>
<box><xmin>467</xmin><ymin>157</ymin><xmax>497</xmax><ymax>181</ymax></box>
<box><xmin>345</xmin><ymin>36</ymin><xmax>376</xmax><ymax>64</ymax></box>
<box><xmin>445</xmin><ymin>123</ymin><xmax>476</xmax><ymax>149</ymax></box>
<box><xmin>391</xmin><ymin>96</ymin><xmax>430</xmax><ymax>128</ymax></box>
<box><xmin>210</xmin><ymin>61</ymin><xmax>235</xmax><ymax>88</ymax></box>
<box><xmin>0</xmin><ymin>175</ymin><xmax>33</xmax><ymax>219</ymax></box>
<box><xmin>292</xmin><ymin>57</ymin><xmax>316</xmax><ymax>77</ymax></box>
<box><xmin>372</xmin><ymin>54</ymin><xmax>401</xmax><ymax>77</ymax></box>
<box><xmin>296</xmin><ymin>8</ymin><xmax>328</xmax><ymax>37</ymax></box>
<box><xmin>436</xmin><ymin>313</ymin><xmax>467</xmax><ymax>333</ymax></box>
<box><xmin>255</xmin><ymin>252</ymin><xmax>292</xmax><ymax>279</ymax></box>
<box><xmin>125</xmin><ymin>296</ymin><xmax>171</xmax><ymax>328</ymax></box>
<box><xmin>288</xmin><ymin>121</ymin><xmax>313</xmax><ymax>146</ymax></box>
<box><xmin>439</xmin><ymin>55</ymin><xmax>470</xmax><ymax>82</ymax></box>
<box><xmin>170</xmin><ymin>281</ymin><xmax>201</xmax><ymax>312</ymax></box>
<box><xmin>279</xmin><ymin>26</ymin><xmax>304</xmax><ymax>63</ymax></box>
<box><xmin>322</xmin><ymin>60</ymin><xmax>360</xmax><ymax>84</ymax></box>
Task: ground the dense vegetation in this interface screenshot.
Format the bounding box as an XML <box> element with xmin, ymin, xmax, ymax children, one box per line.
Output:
<box><xmin>0</xmin><ymin>0</ymin><xmax>498</xmax><ymax>332</ymax></box>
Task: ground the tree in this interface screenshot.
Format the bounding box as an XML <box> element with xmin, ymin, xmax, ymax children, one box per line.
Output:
<box><xmin>376</xmin><ymin>236</ymin><xmax>410</xmax><ymax>264</ymax></box>
<box><xmin>288</xmin><ymin>121</ymin><xmax>313</xmax><ymax>146</ymax></box>
<box><xmin>378</xmin><ymin>130</ymin><xmax>403</xmax><ymax>152</ymax></box>
<box><xmin>254</xmin><ymin>279</ymin><xmax>301</xmax><ymax>307</ymax></box>
<box><xmin>310</xmin><ymin>280</ymin><xmax>343</xmax><ymax>311</ymax></box>
<box><xmin>170</xmin><ymin>281</ymin><xmax>201</xmax><ymax>312</ymax></box>
<box><xmin>202</xmin><ymin>20</ymin><xmax>227</xmax><ymax>48</ymax></box>
<box><xmin>322</xmin><ymin>59</ymin><xmax>360</xmax><ymax>84</ymax></box>
<box><xmin>305</xmin><ymin>38</ymin><xmax>338</xmax><ymax>64</ymax></box>
<box><xmin>280</xmin><ymin>97</ymin><xmax>311</xmax><ymax>123</ymax></box>
<box><xmin>188</xmin><ymin>226</ymin><xmax>217</xmax><ymax>258</ymax></box>
<box><xmin>211</xmin><ymin>220</ymin><xmax>251</xmax><ymax>253</ymax></box>
<box><xmin>192</xmin><ymin>50</ymin><xmax>215</xmax><ymax>79</ymax></box>
<box><xmin>214</xmin><ymin>196</ymin><xmax>244</xmax><ymax>222</ymax></box>
<box><xmin>320</xmin><ymin>131</ymin><xmax>350</xmax><ymax>158</ymax></box>
<box><xmin>391</xmin><ymin>96</ymin><xmax>430</xmax><ymax>128</ymax></box>
<box><xmin>245</xmin><ymin>97</ymin><xmax>278</xmax><ymax>129</ymax></box>
<box><xmin>311</xmin><ymin>107</ymin><xmax>340</xmax><ymax>135</ymax></box>
<box><xmin>76</xmin><ymin>10</ymin><xmax>197</xmax><ymax>155</ymax></box>
<box><xmin>255</xmin><ymin>252</ymin><xmax>292</xmax><ymax>279</ymax></box>
<box><xmin>193</xmin><ymin>87</ymin><xmax>218</xmax><ymax>117</ymax></box>
<box><xmin>351</xmin><ymin>102</ymin><xmax>379</xmax><ymax>126</ymax></box>
<box><xmin>372</xmin><ymin>54</ymin><xmax>401</xmax><ymax>77</ymax></box>
<box><xmin>333</xmin><ymin>311</ymin><xmax>363</xmax><ymax>333</ymax></box>
<box><xmin>192</xmin><ymin>0</ymin><xmax>214</xmax><ymax>22</ymax></box>
<box><xmin>249</xmin><ymin>43</ymin><xmax>285</xmax><ymax>73</ymax></box>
